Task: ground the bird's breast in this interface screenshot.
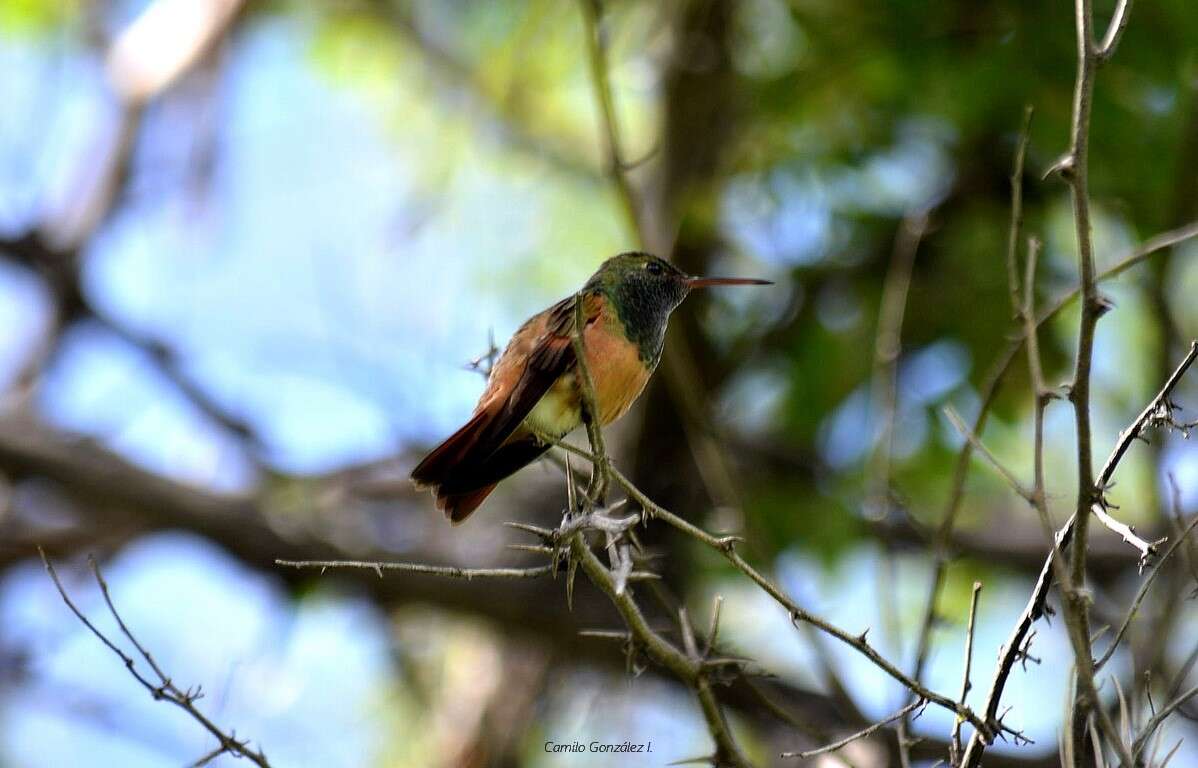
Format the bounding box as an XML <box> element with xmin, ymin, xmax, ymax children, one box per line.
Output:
<box><xmin>524</xmin><ymin>319</ymin><xmax>652</xmax><ymax>438</ymax></box>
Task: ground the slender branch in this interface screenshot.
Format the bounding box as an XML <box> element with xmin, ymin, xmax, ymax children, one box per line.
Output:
<box><xmin>945</xmin><ymin>407</ymin><xmax>1036</xmax><ymax>505</ymax></box>
<box><xmin>40</xmin><ymin>549</ymin><xmax>271</xmax><ymax>768</ymax></box>
<box><xmin>1093</xmin><ymin>513</ymin><xmax>1198</xmax><ymax>670</ymax></box>
<box><xmin>781</xmin><ymin>699</ymin><xmax>927</xmax><ymax>760</ymax></box>
<box><xmin>578</xmin><ymin>0</ymin><xmax>641</xmax><ymax>240</ymax></box>
<box><xmin>569</xmin><ymin>534</ymin><xmax>752</xmax><ymax>767</ymax></box>
<box><xmin>274</xmin><ymin>559</ymin><xmax>557</xmax><ymax>580</ymax></box>
<box><xmin>1131</xmin><ymin>684</ymin><xmax>1198</xmax><ymax>758</ymax></box>
<box><xmin>1005</xmin><ymin>106</ymin><xmax>1035</xmax><ymax>318</ymax></box>
<box><xmin>869</xmin><ymin>217</ymin><xmax>924</xmax><ymax>764</ymax></box>
<box><xmin>1049</xmin><ymin>1</ymin><xmax>1139</xmax><ymax>760</ymax></box>
<box><xmin>867</xmin><ymin>213</ymin><xmax>927</xmax><ymax>517</ymax></box>
<box><xmin>577</xmin><ymin>455</ymin><xmax>997</xmax><ymax>739</ymax></box>
<box><xmin>539</xmin><ymin>424</ymin><xmax>995</xmax><ymax>739</ymax></box>
<box><xmin>934</xmin><ymin>217</ymin><xmax>1198</xmax><ymax>551</ymax></box>
<box><xmin>951</xmin><ymin>582</ymin><xmax>984</xmax><ymax>765</ymax></box>
<box><xmin>869</xmin><ymin>214</ymin><xmax>928</xmax><ymax>768</ymax></box>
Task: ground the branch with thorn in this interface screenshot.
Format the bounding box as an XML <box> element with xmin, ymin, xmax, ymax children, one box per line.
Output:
<box><xmin>781</xmin><ymin>698</ymin><xmax>928</xmax><ymax>761</ymax></box>
<box><xmin>961</xmin><ymin>341</ymin><xmax>1198</xmax><ymax>767</ymax></box>
<box><xmin>39</xmin><ymin>548</ymin><xmax>272</xmax><ymax>768</ymax></box>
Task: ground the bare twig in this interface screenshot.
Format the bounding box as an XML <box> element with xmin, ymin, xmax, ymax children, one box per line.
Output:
<box><xmin>40</xmin><ymin>549</ymin><xmax>271</xmax><ymax>767</ymax></box>
<box><xmin>781</xmin><ymin>698</ymin><xmax>927</xmax><ymax>760</ymax></box>
<box><xmin>950</xmin><ymin>582</ymin><xmax>984</xmax><ymax>765</ymax></box>
<box><xmin>867</xmin><ymin>213</ymin><xmax>927</xmax><ymax>517</ymax></box>
<box><xmin>578</xmin><ymin>0</ymin><xmax>640</xmax><ymax>240</ymax></box>
<box><xmin>1093</xmin><ymin>513</ymin><xmax>1198</xmax><ymax>670</ymax></box>
<box><xmin>1131</xmin><ymin>684</ymin><xmax>1198</xmax><ymax>758</ymax></box>
<box><xmin>1005</xmin><ymin>106</ymin><xmax>1035</xmax><ymax>318</ymax></box>
<box><xmin>1096</xmin><ymin>0</ymin><xmax>1134</xmax><ymax>61</ymax></box>
<box><xmin>945</xmin><ymin>407</ymin><xmax>1036</xmax><ymax>505</ymax></box>
<box><xmin>569</xmin><ymin>535</ymin><xmax>752</xmax><ymax>767</ymax></box>
<box><xmin>1049</xmin><ymin>0</ymin><xmax>1139</xmax><ymax>759</ymax></box>
<box><xmin>932</xmin><ymin>217</ymin><xmax>1198</xmax><ymax>557</ymax></box>
<box><xmin>274</xmin><ymin>559</ymin><xmax>557</xmax><ymax>580</ymax></box>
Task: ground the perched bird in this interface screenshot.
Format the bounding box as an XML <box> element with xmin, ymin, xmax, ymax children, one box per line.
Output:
<box><xmin>411</xmin><ymin>252</ymin><xmax>771</xmax><ymax>522</ymax></box>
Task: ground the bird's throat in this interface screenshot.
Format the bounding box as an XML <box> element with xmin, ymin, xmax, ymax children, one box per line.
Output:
<box><xmin>607</xmin><ymin>283</ymin><xmax>673</xmax><ymax>367</ymax></box>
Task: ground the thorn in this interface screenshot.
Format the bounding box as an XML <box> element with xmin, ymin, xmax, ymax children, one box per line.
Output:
<box><xmin>578</xmin><ymin>629</ymin><xmax>632</xmax><ymax>641</ymax></box>
<box><xmin>715</xmin><ymin>535</ymin><xmax>743</xmax><ymax>552</ymax></box>
<box><xmin>506</xmin><ymin>543</ymin><xmax>554</xmax><ymax>555</ymax></box>
<box><xmin>504</xmin><ymin>521</ymin><xmax>555</xmax><ymax>541</ymax></box>
<box><xmin>1043</xmin><ymin>152</ymin><xmax>1076</xmax><ymax>181</ymax></box>
<box><xmin>566</xmin><ymin>551</ymin><xmax>579</xmax><ymax>611</ymax></box>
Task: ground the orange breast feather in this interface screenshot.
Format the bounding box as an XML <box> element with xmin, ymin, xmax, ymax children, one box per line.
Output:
<box><xmin>584</xmin><ymin>312</ymin><xmax>651</xmax><ymax>426</ymax></box>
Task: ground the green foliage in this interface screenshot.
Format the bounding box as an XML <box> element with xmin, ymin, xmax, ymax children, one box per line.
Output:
<box><xmin>0</xmin><ymin>0</ymin><xmax>76</xmax><ymax>35</ymax></box>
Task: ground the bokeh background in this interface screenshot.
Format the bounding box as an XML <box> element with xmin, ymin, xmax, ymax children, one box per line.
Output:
<box><xmin>1</xmin><ymin>0</ymin><xmax>1197</xmax><ymax>766</ymax></box>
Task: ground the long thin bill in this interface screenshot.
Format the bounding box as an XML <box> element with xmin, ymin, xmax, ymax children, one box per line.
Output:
<box><xmin>685</xmin><ymin>276</ymin><xmax>773</xmax><ymax>288</ymax></box>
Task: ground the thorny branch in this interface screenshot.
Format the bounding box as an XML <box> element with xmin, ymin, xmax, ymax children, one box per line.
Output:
<box><xmin>781</xmin><ymin>698</ymin><xmax>927</xmax><ymax>761</ymax></box>
<box><xmin>40</xmin><ymin>549</ymin><xmax>271</xmax><ymax>768</ymax></box>
<box><xmin>1053</xmin><ymin>0</ymin><xmax>1136</xmax><ymax>760</ymax></box>
<box><xmin>960</xmin><ymin>341</ymin><xmax>1198</xmax><ymax>768</ymax></box>
<box><xmin>536</xmin><ymin>434</ymin><xmax>999</xmax><ymax>742</ymax></box>
<box><xmin>950</xmin><ymin>582</ymin><xmax>983</xmax><ymax>766</ymax></box>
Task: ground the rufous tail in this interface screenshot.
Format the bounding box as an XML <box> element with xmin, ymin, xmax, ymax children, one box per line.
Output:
<box><xmin>411</xmin><ymin>411</ymin><xmax>549</xmax><ymax>523</ymax></box>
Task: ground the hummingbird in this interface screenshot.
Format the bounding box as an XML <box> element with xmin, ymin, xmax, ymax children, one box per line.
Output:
<box><xmin>410</xmin><ymin>252</ymin><xmax>771</xmax><ymax>522</ymax></box>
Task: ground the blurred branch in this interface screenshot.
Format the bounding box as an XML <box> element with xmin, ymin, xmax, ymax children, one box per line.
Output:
<box><xmin>579</xmin><ymin>0</ymin><xmax>641</xmax><ymax>241</ymax></box>
<box><xmin>866</xmin><ymin>212</ymin><xmax>928</xmax><ymax>767</ymax></box>
<box><xmin>373</xmin><ymin>1</ymin><xmax>598</xmax><ymax>182</ymax></box>
<box><xmin>1004</xmin><ymin>106</ymin><xmax>1035</xmax><ymax>318</ymax></box>
<box><xmin>867</xmin><ymin>213</ymin><xmax>927</xmax><ymax>517</ymax></box>
<box><xmin>0</xmin><ymin>231</ymin><xmax>262</xmax><ymax>446</ymax></box>
<box><xmin>39</xmin><ymin>548</ymin><xmax>271</xmax><ymax>767</ymax></box>
<box><xmin>0</xmin><ymin>0</ymin><xmax>258</xmax><ymax>450</ymax></box>
<box><xmin>907</xmin><ymin>110</ymin><xmax>1034</xmax><ymax>766</ymax></box>
<box><xmin>945</xmin><ymin>406</ymin><xmax>1036</xmax><ymax>506</ymax></box>
<box><xmin>1131</xmin><ymin>684</ymin><xmax>1198</xmax><ymax>759</ymax></box>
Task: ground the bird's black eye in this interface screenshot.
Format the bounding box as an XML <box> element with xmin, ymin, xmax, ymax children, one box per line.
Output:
<box><xmin>646</xmin><ymin>260</ymin><xmax>664</xmax><ymax>275</ymax></box>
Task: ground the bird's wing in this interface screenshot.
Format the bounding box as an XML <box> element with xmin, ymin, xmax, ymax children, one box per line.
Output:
<box><xmin>410</xmin><ymin>290</ymin><xmax>602</xmax><ymax>487</ymax></box>
<box><xmin>475</xmin><ymin>289</ymin><xmax>602</xmax><ymax>447</ymax></box>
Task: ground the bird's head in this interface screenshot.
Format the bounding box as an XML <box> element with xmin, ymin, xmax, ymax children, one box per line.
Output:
<box><xmin>586</xmin><ymin>252</ymin><xmax>771</xmax><ymax>364</ymax></box>
<box><xmin>588</xmin><ymin>252</ymin><xmax>771</xmax><ymax>316</ymax></box>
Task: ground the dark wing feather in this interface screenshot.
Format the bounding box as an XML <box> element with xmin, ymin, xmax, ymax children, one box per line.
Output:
<box><xmin>410</xmin><ymin>291</ymin><xmax>600</xmax><ymax>493</ymax></box>
<box><xmin>461</xmin><ymin>291</ymin><xmax>599</xmax><ymax>459</ymax></box>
